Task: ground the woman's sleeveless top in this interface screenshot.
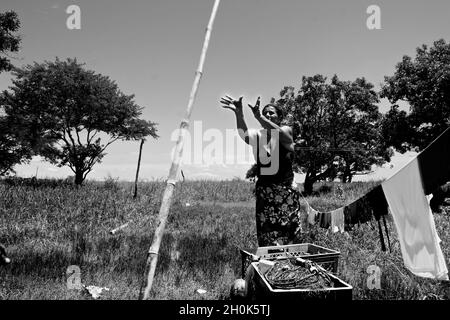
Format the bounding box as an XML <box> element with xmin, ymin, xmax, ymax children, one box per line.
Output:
<box><xmin>254</xmin><ymin>130</ymin><xmax>294</xmax><ymax>186</ymax></box>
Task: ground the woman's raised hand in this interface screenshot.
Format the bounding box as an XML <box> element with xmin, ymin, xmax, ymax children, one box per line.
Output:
<box><xmin>248</xmin><ymin>96</ymin><xmax>261</xmax><ymax>118</ymax></box>
<box><xmin>220</xmin><ymin>95</ymin><xmax>243</xmax><ymax>114</ymax></box>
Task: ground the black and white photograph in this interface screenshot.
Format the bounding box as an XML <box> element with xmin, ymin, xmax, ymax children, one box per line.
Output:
<box><xmin>0</xmin><ymin>0</ymin><xmax>449</xmax><ymax>309</ymax></box>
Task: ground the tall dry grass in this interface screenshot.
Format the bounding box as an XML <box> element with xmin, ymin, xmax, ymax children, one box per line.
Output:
<box><xmin>0</xmin><ymin>177</ymin><xmax>448</xmax><ymax>300</ymax></box>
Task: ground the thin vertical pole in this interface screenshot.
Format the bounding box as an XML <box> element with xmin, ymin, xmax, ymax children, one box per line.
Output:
<box><xmin>133</xmin><ymin>139</ymin><xmax>145</xmax><ymax>199</ymax></box>
<box><xmin>141</xmin><ymin>0</ymin><xmax>221</xmax><ymax>300</ymax></box>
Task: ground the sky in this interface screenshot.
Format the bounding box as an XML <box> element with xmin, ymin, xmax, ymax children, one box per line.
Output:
<box><xmin>1</xmin><ymin>0</ymin><xmax>449</xmax><ymax>182</ymax></box>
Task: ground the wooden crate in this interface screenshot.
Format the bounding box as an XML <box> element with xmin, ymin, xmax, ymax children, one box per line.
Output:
<box><xmin>250</xmin><ymin>262</ymin><xmax>353</xmax><ymax>301</ymax></box>
<box><xmin>240</xmin><ymin>243</ymin><xmax>340</xmax><ymax>277</ymax></box>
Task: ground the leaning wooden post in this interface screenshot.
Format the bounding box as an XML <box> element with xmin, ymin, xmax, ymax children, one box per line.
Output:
<box><xmin>133</xmin><ymin>139</ymin><xmax>145</xmax><ymax>199</ymax></box>
<box><xmin>141</xmin><ymin>0</ymin><xmax>221</xmax><ymax>300</ymax></box>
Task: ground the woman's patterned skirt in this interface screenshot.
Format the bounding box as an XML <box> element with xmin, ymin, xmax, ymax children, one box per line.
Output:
<box><xmin>255</xmin><ymin>182</ymin><xmax>302</xmax><ymax>247</ymax></box>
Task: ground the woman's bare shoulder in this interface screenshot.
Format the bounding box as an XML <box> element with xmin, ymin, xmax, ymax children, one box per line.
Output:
<box><xmin>280</xmin><ymin>126</ymin><xmax>293</xmax><ymax>134</ymax></box>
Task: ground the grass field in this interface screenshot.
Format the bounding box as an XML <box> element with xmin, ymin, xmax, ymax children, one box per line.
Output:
<box><xmin>0</xmin><ymin>177</ymin><xmax>449</xmax><ymax>300</ymax></box>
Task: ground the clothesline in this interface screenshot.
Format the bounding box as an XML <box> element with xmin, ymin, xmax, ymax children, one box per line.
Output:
<box><xmin>300</xmin><ymin>126</ymin><xmax>450</xmax><ymax>215</ymax></box>
<box><xmin>294</xmin><ymin>126</ymin><xmax>450</xmax><ymax>280</ymax></box>
<box><xmin>296</xmin><ymin>126</ymin><xmax>450</xmax><ymax>224</ymax></box>
<box><xmin>294</xmin><ymin>146</ymin><xmax>372</xmax><ymax>152</ymax></box>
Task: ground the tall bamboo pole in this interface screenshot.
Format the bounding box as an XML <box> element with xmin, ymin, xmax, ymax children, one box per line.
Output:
<box><xmin>141</xmin><ymin>0</ymin><xmax>221</xmax><ymax>300</ymax></box>
<box><xmin>133</xmin><ymin>139</ymin><xmax>145</xmax><ymax>199</ymax></box>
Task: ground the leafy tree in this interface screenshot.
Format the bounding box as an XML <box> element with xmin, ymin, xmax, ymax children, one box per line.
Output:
<box><xmin>274</xmin><ymin>74</ymin><xmax>392</xmax><ymax>194</ymax></box>
<box><xmin>381</xmin><ymin>39</ymin><xmax>450</xmax><ymax>211</ymax></box>
<box><xmin>0</xmin><ymin>10</ymin><xmax>25</xmax><ymax>176</ymax></box>
<box><xmin>1</xmin><ymin>58</ymin><xmax>158</xmax><ymax>185</ymax></box>
<box><xmin>381</xmin><ymin>39</ymin><xmax>450</xmax><ymax>150</ymax></box>
<box><xmin>0</xmin><ymin>117</ymin><xmax>31</xmax><ymax>175</ymax></box>
<box><xmin>0</xmin><ymin>10</ymin><xmax>21</xmax><ymax>73</ymax></box>
<box><xmin>379</xmin><ymin>105</ymin><xmax>414</xmax><ymax>153</ymax></box>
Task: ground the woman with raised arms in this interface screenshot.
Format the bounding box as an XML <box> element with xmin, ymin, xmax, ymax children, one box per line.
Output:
<box><xmin>220</xmin><ymin>95</ymin><xmax>301</xmax><ymax>247</ymax></box>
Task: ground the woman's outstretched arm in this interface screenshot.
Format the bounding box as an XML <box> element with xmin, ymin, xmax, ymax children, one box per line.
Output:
<box><xmin>220</xmin><ymin>95</ymin><xmax>253</xmax><ymax>144</ymax></box>
<box><xmin>259</xmin><ymin>119</ymin><xmax>294</xmax><ymax>152</ymax></box>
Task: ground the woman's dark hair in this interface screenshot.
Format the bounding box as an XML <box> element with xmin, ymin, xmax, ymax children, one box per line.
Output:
<box><xmin>262</xmin><ymin>104</ymin><xmax>284</xmax><ymax>120</ymax></box>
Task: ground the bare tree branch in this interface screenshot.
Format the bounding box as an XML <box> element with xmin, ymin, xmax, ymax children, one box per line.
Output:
<box><xmin>101</xmin><ymin>136</ymin><xmax>120</xmax><ymax>154</ymax></box>
<box><xmin>88</xmin><ymin>130</ymin><xmax>99</xmax><ymax>144</ymax></box>
<box><xmin>65</xmin><ymin>127</ymin><xmax>76</xmax><ymax>148</ymax></box>
<box><xmin>82</xmin><ymin>166</ymin><xmax>93</xmax><ymax>180</ymax></box>
<box><xmin>86</xmin><ymin>128</ymin><xmax>91</xmax><ymax>145</ymax></box>
<box><xmin>75</xmin><ymin>127</ymin><xmax>82</xmax><ymax>146</ymax></box>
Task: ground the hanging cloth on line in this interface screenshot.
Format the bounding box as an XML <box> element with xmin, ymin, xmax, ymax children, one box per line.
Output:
<box><xmin>381</xmin><ymin>157</ymin><xmax>448</xmax><ymax>280</ymax></box>
<box><xmin>300</xmin><ymin>189</ymin><xmax>389</xmax><ymax>250</ymax></box>
<box><xmin>330</xmin><ymin>207</ymin><xmax>345</xmax><ymax>233</ymax></box>
<box><xmin>307</xmin><ymin>205</ymin><xmax>319</xmax><ymax>226</ymax></box>
<box><xmin>417</xmin><ymin>127</ymin><xmax>450</xmax><ymax>195</ymax></box>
